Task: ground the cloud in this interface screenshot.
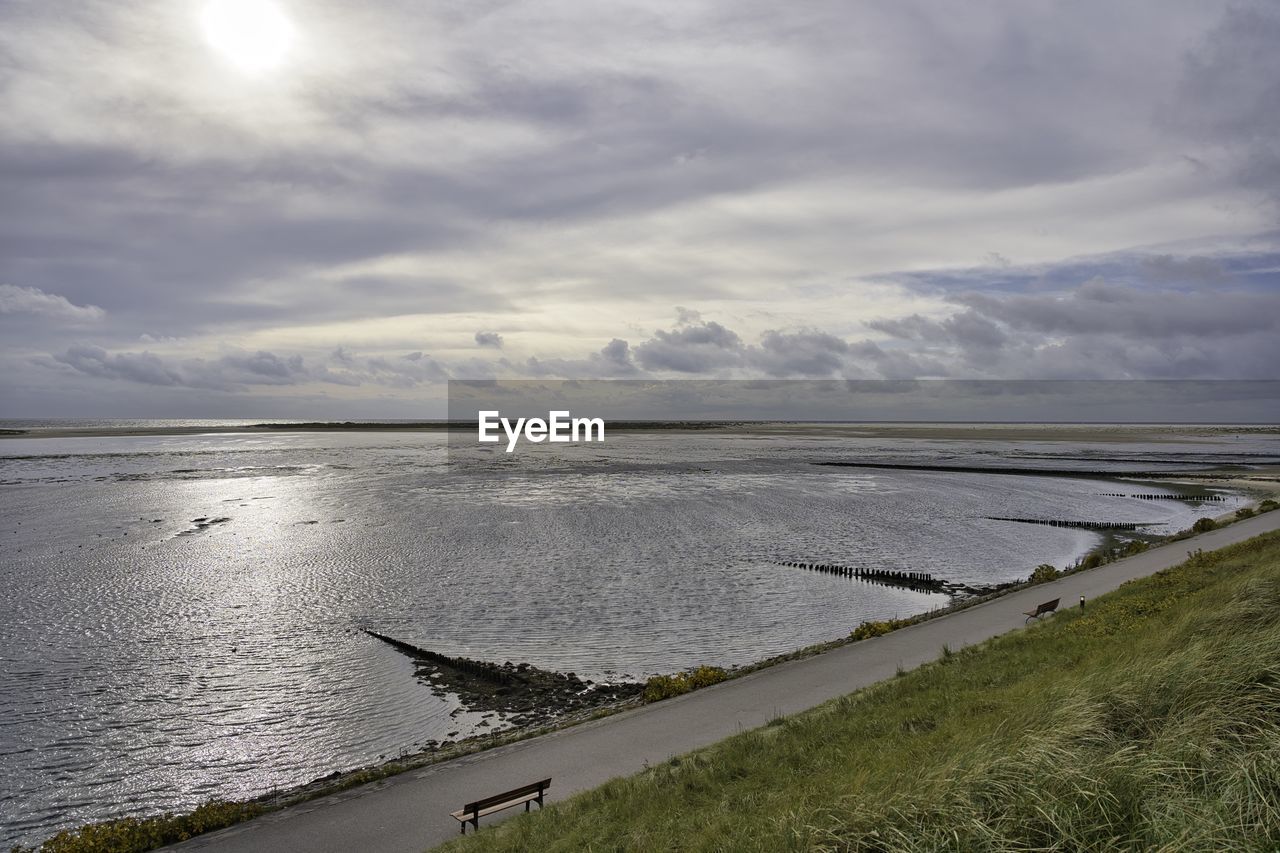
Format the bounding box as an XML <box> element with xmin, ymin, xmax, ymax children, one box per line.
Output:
<box><xmin>953</xmin><ymin>278</ymin><xmax>1277</xmax><ymax>339</ymax></box>
<box><xmin>869</xmin><ymin>311</ymin><xmax>1004</xmax><ymax>349</ymax></box>
<box><xmin>633</xmin><ymin>318</ymin><xmax>744</xmax><ymax>373</ymax></box>
<box><xmin>365</xmin><ymin>351</ymin><xmax>450</xmax><ymax>387</ymax></box>
<box><xmin>1138</xmin><ymin>255</ymin><xmax>1228</xmax><ymax>285</ymax></box>
<box><xmin>52</xmin><ymin>345</ymin><xmax>186</xmax><ymax>387</ymax></box>
<box><xmin>47</xmin><ymin>345</ymin><xmax>448</xmax><ymax>391</ymax></box>
<box><xmin>0</xmin><ymin>284</ymin><xmax>104</xmax><ymax>322</ymax></box>
<box><xmin>750</xmin><ymin>329</ymin><xmax>850</xmax><ymax>377</ymax></box>
<box><xmin>542</xmin><ymin>314</ymin><xmax>950</xmax><ymax>380</ymax></box>
<box><xmin>49</xmin><ymin>345</ymin><xmax>318</xmax><ymax>391</ymax></box>
<box><xmin>867</xmin><ymin>275</ymin><xmax>1280</xmax><ymax>379</ymax></box>
<box><xmin>519</xmin><ymin>336</ymin><xmax>640</xmax><ymax>378</ymax></box>
<box><xmin>5</xmin><ymin>2</ymin><xmax>1280</xmax><ymax>415</ymax></box>
<box><xmin>35</xmin><ymin>261</ymin><xmax>1280</xmax><ymax>411</ymax></box>
<box><xmin>1171</xmin><ymin>3</ymin><xmax>1280</xmax><ymax>210</ymax></box>
<box><xmin>595</xmin><ymin>338</ymin><xmax>637</xmax><ymax>374</ymax></box>
<box><xmin>531</xmin><ymin>278</ymin><xmax>1280</xmax><ymax>383</ymax></box>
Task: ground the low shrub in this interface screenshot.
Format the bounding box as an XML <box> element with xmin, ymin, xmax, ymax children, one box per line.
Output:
<box><xmin>849</xmin><ymin>618</ymin><xmax>909</xmax><ymax>641</ymax></box>
<box><xmin>1028</xmin><ymin>563</ymin><xmax>1059</xmax><ymax>583</ymax></box>
<box><xmin>643</xmin><ymin>665</ymin><xmax>728</xmax><ymax>702</ymax></box>
<box><xmin>13</xmin><ymin>801</ymin><xmax>265</xmax><ymax>853</ymax></box>
<box><xmin>1192</xmin><ymin>517</ymin><xmax>1216</xmax><ymax>533</ymax></box>
<box><xmin>1260</xmin><ymin>499</ymin><xmax>1278</xmax><ymax>513</ymax></box>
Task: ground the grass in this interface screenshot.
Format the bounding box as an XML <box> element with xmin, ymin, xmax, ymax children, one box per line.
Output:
<box><xmin>440</xmin><ymin>530</ymin><xmax>1280</xmax><ymax>852</ymax></box>
<box><xmin>11</xmin><ymin>802</ymin><xmax>266</xmax><ymax>853</ymax></box>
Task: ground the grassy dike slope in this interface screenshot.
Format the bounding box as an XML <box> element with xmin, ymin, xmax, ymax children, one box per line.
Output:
<box><xmin>442</xmin><ymin>531</ymin><xmax>1280</xmax><ymax>853</ymax></box>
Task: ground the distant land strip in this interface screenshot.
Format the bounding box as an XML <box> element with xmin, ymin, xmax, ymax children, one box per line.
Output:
<box><xmin>243</xmin><ymin>420</ymin><xmax>751</xmax><ymax>431</ymax></box>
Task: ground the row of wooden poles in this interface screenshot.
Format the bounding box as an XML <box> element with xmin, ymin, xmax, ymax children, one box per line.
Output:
<box><xmin>986</xmin><ymin>516</ymin><xmax>1146</xmax><ymax>531</ymax></box>
<box><xmin>780</xmin><ymin>561</ymin><xmax>942</xmax><ymax>588</ymax></box>
<box><xmin>1097</xmin><ymin>493</ymin><xmax>1224</xmax><ymax>502</ymax></box>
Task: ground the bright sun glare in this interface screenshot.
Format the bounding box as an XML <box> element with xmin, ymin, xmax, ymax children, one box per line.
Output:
<box><xmin>200</xmin><ymin>0</ymin><xmax>295</xmax><ymax>74</ymax></box>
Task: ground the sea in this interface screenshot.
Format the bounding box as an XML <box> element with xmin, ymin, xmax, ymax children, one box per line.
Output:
<box><xmin>0</xmin><ymin>420</ymin><xmax>1273</xmax><ymax>847</ymax></box>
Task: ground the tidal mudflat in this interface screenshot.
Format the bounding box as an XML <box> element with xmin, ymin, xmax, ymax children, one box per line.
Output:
<box><xmin>0</xmin><ymin>422</ymin><xmax>1274</xmax><ymax>847</ymax></box>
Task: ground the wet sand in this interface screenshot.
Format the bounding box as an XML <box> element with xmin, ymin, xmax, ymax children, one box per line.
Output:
<box><xmin>748</xmin><ymin>422</ymin><xmax>1280</xmax><ymax>443</ymax></box>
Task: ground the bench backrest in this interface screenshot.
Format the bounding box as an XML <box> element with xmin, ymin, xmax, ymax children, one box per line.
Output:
<box><xmin>462</xmin><ymin>778</ymin><xmax>551</xmax><ymax>815</ymax></box>
<box><xmin>1038</xmin><ymin>598</ymin><xmax>1060</xmax><ymax>613</ymax></box>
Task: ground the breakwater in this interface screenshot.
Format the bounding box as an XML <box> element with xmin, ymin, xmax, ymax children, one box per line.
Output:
<box><xmin>985</xmin><ymin>517</ymin><xmax>1150</xmax><ymax>531</ymax></box>
<box><xmin>1096</xmin><ymin>492</ymin><xmax>1225</xmax><ymax>502</ymax></box>
<box><xmin>363</xmin><ymin>629</ymin><xmax>514</xmax><ymax>685</ymax></box>
<box><xmin>361</xmin><ymin>629</ymin><xmax>644</xmax><ymax>726</ymax></box>
<box><xmin>779</xmin><ymin>561</ymin><xmax>1012</xmax><ymax>599</ymax></box>
<box><xmin>779</xmin><ymin>561</ymin><xmax>946</xmax><ymax>592</ymax></box>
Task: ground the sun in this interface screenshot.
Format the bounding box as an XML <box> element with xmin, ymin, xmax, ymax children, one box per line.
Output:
<box><xmin>200</xmin><ymin>0</ymin><xmax>296</xmax><ymax>74</ymax></box>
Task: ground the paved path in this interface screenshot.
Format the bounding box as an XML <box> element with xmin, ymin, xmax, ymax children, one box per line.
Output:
<box><xmin>170</xmin><ymin>512</ymin><xmax>1280</xmax><ymax>853</ymax></box>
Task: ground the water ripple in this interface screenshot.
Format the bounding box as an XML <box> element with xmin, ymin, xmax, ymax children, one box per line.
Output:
<box><xmin>0</xmin><ymin>429</ymin><xmax>1264</xmax><ymax>847</ymax></box>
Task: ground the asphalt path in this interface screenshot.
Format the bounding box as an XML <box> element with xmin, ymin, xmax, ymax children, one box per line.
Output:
<box><xmin>169</xmin><ymin>511</ymin><xmax>1280</xmax><ymax>853</ymax></box>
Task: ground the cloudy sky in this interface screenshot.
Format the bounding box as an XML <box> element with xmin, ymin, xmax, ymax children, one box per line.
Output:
<box><xmin>2</xmin><ymin>0</ymin><xmax>1278</xmax><ymax>418</ymax></box>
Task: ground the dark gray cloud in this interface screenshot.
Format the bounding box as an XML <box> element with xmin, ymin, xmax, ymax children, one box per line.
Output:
<box><xmin>598</xmin><ymin>338</ymin><xmax>633</xmax><ymax>370</ymax></box>
<box><xmin>532</xmin><ymin>314</ymin><xmax>948</xmax><ymax>381</ymax></box>
<box><xmin>590</xmin><ymin>338</ymin><xmax>639</xmax><ymax>376</ymax></box>
<box><xmin>365</xmin><ymin>351</ymin><xmax>450</xmax><ymax>387</ymax></box>
<box><xmin>51</xmin><ymin>345</ymin><xmax>188</xmax><ymax>387</ymax></box>
<box><xmin>521</xmin><ymin>338</ymin><xmax>639</xmax><ymax>379</ymax></box>
<box><xmin>47</xmin><ymin>345</ymin><xmax>341</xmax><ymax>391</ymax></box>
<box><xmin>866</xmin><ymin>275</ymin><xmax>1280</xmax><ymax>379</ymax></box>
<box><xmin>1138</xmin><ymin>255</ymin><xmax>1229</xmax><ymax>285</ymax></box>
<box><xmin>750</xmin><ymin>329</ymin><xmax>849</xmax><ymax>378</ymax></box>
<box><xmin>869</xmin><ymin>312</ymin><xmax>1005</xmax><ymax>350</ymax></box>
<box><xmin>954</xmin><ymin>278</ymin><xmax>1277</xmax><ymax>339</ymax></box>
<box><xmin>44</xmin><ymin>344</ymin><xmax>457</xmax><ymax>392</ymax></box>
<box><xmin>1171</xmin><ymin>3</ymin><xmax>1280</xmax><ymax>208</ymax></box>
<box><xmin>633</xmin><ymin>317</ymin><xmax>744</xmax><ymax>374</ymax></box>
<box><xmin>474</xmin><ymin>331</ymin><xmax>504</xmax><ymax>349</ymax></box>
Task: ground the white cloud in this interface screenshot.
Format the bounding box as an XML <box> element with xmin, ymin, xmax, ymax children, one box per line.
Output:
<box><xmin>0</xmin><ymin>284</ymin><xmax>105</xmax><ymax>322</ymax></box>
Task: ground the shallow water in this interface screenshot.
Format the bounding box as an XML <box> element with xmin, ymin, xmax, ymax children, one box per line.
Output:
<box><xmin>0</xmin><ymin>426</ymin><xmax>1269</xmax><ymax>846</ymax></box>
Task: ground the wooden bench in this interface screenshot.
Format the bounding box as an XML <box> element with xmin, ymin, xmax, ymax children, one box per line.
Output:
<box><xmin>1024</xmin><ymin>598</ymin><xmax>1060</xmax><ymax>623</ymax></box>
<box><xmin>451</xmin><ymin>778</ymin><xmax>551</xmax><ymax>834</ymax></box>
